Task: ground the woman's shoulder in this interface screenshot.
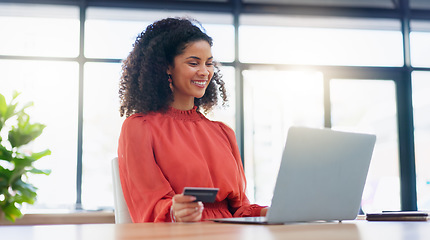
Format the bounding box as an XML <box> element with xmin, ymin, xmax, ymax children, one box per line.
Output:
<box><xmin>122</xmin><ymin>112</ymin><xmax>161</xmax><ymax>128</ymax></box>
<box><xmin>212</xmin><ymin>120</ymin><xmax>233</xmax><ymax>130</ymax></box>
<box><xmin>124</xmin><ymin>113</ymin><xmax>146</xmax><ymax>123</ymax></box>
<box><xmin>126</xmin><ymin>111</ymin><xmax>163</xmax><ymax>120</ymax></box>
<box><xmin>209</xmin><ymin>120</ymin><xmax>236</xmax><ymax>136</ymax></box>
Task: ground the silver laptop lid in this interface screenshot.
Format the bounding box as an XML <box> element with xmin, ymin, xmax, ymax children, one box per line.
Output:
<box><xmin>267</xmin><ymin>127</ymin><xmax>376</xmax><ymax>223</ymax></box>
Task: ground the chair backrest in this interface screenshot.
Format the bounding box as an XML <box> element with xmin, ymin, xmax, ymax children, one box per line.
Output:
<box><xmin>111</xmin><ymin>157</ymin><xmax>133</xmax><ymax>224</ymax></box>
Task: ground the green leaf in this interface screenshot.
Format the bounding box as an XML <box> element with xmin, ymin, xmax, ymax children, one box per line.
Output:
<box><xmin>28</xmin><ymin>168</ymin><xmax>51</xmax><ymax>175</ymax></box>
<box><xmin>4</xmin><ymin>102</ymin><xmax>18</xmax><ymax>122</ymax></box>
<box><xmin>1</xmin><ymin>202</ymin><xmax>23</xmax><ymax>222</ymax></box>
<box><xmin>19</xmin><ymin>101</ymin><xmax>34</xmax><ymax>113</ymax></box>
<box><xmin>17</xmin><ymin>112</ymin><xmax>29</xmax><ymax>129</ymax></box>
<box><xmin>31</xmin><ymin>149</ymin><xmax>51</xmax><ymax>160</ymax></box>
<box><xmin>8</xmin><ymin>116</ymin><xmax>46</xmax><ymax>148</ymax></box>
<box><xmin>13</xmin><ymin>194</ymin><xmax>36</xmax><ymax>205</ymax></box>
<box><xmin>12</xmin><ymin>178</ymin><xmax>37</xmax><ymax>194</ymax></box>
<box><xmin>9</xmin><ymin>167</ymin><xmax>26</xmax><ymax>185</ymax></box>
<box><xmin>0</xmin><ymin>93</ymin><xmax>6</xmax><ymax>117</ymax></box>
<box><xmin>0</xmin><ymin>145</ymin><xmax>13</xmax><ymax>161</ymax></box>
<box><xmin>0</xmin><ymin>166</ymin><xmax>12</xmax><ymax>189</ymax></box>
<box><xmin>0</xmin><ymin>94</ymin><xmax>5</xmax><ymax>130</ymax></box>
<box><xmin>13</xmin><ymin>156</ymin><xmax>35</xmax><ymax>169</ymax></box>
<box><xmin>12</xmin><ymin>179</ymin><xmax>37</xmax><ymax>203</ymax></box>
<box><xmin>12</xmin><ymin>91</ymin><xmax>21</xmax><ymax>100</ymax></box>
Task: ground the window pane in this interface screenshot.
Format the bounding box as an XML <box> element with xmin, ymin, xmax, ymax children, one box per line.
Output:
<box><xmin>243</xmin><ymin>0</ymin><xmax>396</xmax><ymax>8</ymax></box>
<box><xmin>330</xmin><ymin>79</ymin><xmax>399</xmax><ymax>212</ymax></box>
<box><xmin>239</xmin><ymin>16</ymin><xmax>403</xmax><ymax>67</ymax></box>
<box><xmin>410</xmin><ymin>0</ymin><xmax>430</xmax><ymax>9</ymax></box>
<box><xmin>85</xmin><ymin>8</ymin><xmax>234</xmax><ymax>61</ymax></box>
<box><xmin>411</xmin><ymin>21</ymin><xmax>430</xmax><ymax>68</ymax></box>
<box><xmin>204</xmin><ymin>66</ymin><xmax>236</xmax><ymax>130</ymax></box>
<box><xmin>205</xmin><ymin>25</ymin><xmax>235</xmax><ymax>62</ymax></box>
<box><xmin>412</xmin><ymin>71</ymin><xmax>430</xmax><ymax>211</ymax></box>
<box><xmin>85</xmin><ymin>18</ymin><xmax>149</xmax><ymax>59</ymax></box>
<box><xmin>82</xmin><ymin>62</ymin><xmax>124</xmax><ymax>209</ymax></box>
<box><xmin>0</xmin><ymin>4</ymin><xmax>79</xmax><ymax>57</ymax></box>
<box><xmin>243</xmin><ymin>70</ymin><xmax>324</xmax><ymax>205</ymax></box>
<box><xmin>0</xmin><ymin>60</ymin><xmax>79</xmax><ymax>210</ymax></box>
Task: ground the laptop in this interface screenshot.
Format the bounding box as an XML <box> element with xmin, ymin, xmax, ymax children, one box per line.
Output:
<box><xmin>211</xmin><ymin>126</ymin><xmax>376</xmax><ymax>224</ymax></box>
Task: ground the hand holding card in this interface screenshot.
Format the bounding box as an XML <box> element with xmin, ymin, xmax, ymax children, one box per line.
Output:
<box><xmin>183</xmin><ymin>187</ymin><xmax>219</xmax><ymax>203</ymax></box>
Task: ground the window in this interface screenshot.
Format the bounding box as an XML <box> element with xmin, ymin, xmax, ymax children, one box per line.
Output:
<box><xmin>410</xmin><ymin>21</ymin><xmax>430</xmax><ymax>211</ymax></box>
<box><xmin>82</xmin><ymin>62</ymin><xmax>123</xmax><ymax>209</ymax></box>
<box><xmin>85</xmin><ymin>7</ymin><xmax>234</xmax><ymax>62</ymax></box>
<box><xmin>204</xmin><ymin>66</ymin><xmax>236</xmax><ymax>130</ymax></box>
<box><xmin>412</xmin><ymin>71</ymin><xmax>430</xmax><ymax>211</ymax></box>
<box><xmin>243</xmin><ymin>69</ymin><xmax>324</xmax><ymax>204</ymax></box>
<box><xmin>411</xmin><ymin>21</ymin><xmax>430</xmax><ymax>68</ymax></box>
<box><xmin>243</xmin><ymin>0</ymin><xmax>396</xmax><ymax>8</ymax></box>
<box><xmin>0</xmin><ymin>4</ymin><xmax>79</xmax><ymax>57</ymax></box>
<box><xmin>330</xmin><ymin>79</ymin><xmax>399</xmax><ymax>212</ymax></box>
<box><xmin>0</xmin><ymin>59</ymin><xmax>79</xmax><ymax>210</ymax></box>
<box><xmin>239</xmin><ymin>14</ymin><xmax>405</xmax><ymax>211</ymax></box>
<box><xmin>239</xmin><ymin>15</ymin><xmax>403</xmax><ymax>66</ymax></box>
<box><xmin>0</xmin><ymin>3</ymin><xmax>80</xmax><ymax>211</ymax></box>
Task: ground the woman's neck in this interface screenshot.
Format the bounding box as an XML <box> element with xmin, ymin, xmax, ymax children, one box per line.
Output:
<box><xmin>170</xmin><ymin>98</ymin><xmax>195</xmax><ymax>111</ymax></box>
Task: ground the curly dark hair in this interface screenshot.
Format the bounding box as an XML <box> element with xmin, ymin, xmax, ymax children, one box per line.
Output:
<box><xmin>119</xmin><ymin>17</ymin><xmax>228</xmax><ymax>117</ymax></box>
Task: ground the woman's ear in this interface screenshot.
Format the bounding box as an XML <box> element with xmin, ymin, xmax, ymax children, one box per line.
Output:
<box><xmin>166</xmin><ymin>67</ymin><xmax>173</xmax><ymax>90</ymax></box>
<box><xmin>166</xmin><ymin>66</ymin><xmax>172</xmax><ymax>76</ymax></box>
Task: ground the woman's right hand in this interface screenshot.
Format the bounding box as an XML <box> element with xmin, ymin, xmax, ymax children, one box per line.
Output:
<box><xmin>171</xmin><ymin>194</ymin><xmax>204</xmax><ymax>222</ymax></box>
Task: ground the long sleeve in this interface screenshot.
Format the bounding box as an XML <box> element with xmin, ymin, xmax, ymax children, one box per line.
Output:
<box><xmin>118</xmin><ymin>115</ymin><xmax>174</xmax><ymax>222</ymax></box>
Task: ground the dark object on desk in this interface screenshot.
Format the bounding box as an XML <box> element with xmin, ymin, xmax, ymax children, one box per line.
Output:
<box><xmin>366</xmin><ymin>211</ymin><xmax>428</xmax><ymax>221</ymax></box>
<box><xmin>183</xmin><ymin>187</ymin><xmax>219</xmax><ymax>203</ymax></box>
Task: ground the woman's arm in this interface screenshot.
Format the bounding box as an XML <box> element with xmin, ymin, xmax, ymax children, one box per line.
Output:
<box><xmin>118</xmin><ymin>115</ymin><xmax>175</xmax><ymax>222</ymax></box>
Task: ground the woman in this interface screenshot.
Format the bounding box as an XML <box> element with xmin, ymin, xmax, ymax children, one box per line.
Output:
<box><xmin>118</xmin><ymin>17</ymin><xmax>267</xmax><ymax>222</ymax></box>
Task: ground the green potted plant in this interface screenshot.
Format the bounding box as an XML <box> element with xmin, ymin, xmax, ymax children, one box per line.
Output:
<box><xmin>0</xmin><ymin>91</ymin><xmax>51</xmax><ymax>222</ymax></box>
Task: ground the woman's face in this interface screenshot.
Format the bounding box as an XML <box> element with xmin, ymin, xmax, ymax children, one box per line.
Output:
<box><xmin>167</xmin><ymin>40</ymin><xmax>214</xmax><ymax>108</ymax></box>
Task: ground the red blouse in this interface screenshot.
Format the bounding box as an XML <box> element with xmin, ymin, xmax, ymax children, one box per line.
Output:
<box><xmin>117</xmin><ymin>106</ymin><xmax>264</xmax><ymax>222</ymax></box>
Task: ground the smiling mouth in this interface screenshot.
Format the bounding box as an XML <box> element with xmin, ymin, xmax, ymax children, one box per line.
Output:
<box><xmin>191</xmin><ymin>80</ymin><xmax>207</xmax><ymax>88</ymax></box>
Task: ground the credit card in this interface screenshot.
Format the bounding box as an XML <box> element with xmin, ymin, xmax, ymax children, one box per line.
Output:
<box><xmin>183</xmin><ymin>187</ymin><xmax>219</xmax><ymax>203</ymax></box>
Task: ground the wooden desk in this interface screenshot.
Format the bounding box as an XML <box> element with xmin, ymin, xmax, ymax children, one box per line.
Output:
<box><xmin>0</xmin><ymin>212</ymin><xmax>115</xmax><ymax>225</ymax></box>
<box><xmin>1</xmin><ymin>220</ymin><xmax>429</xmax><ymax>240</ymax></box>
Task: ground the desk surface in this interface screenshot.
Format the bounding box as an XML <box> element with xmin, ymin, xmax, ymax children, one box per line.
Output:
<box><xmin>2</xmin><ymin>220</ymin><xmax>430</xmax><ymax>240</ymax></box>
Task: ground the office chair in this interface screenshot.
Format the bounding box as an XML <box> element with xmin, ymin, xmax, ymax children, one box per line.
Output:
<box><xmin>111</xmin><ymin>157</ymin><xmax>133</xmax><ymax>224</ymax></box>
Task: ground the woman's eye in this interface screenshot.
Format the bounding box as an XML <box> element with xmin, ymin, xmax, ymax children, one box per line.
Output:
<box><xmin>206</xmin><ymin>62</ymin><xmax>214</xmax><ymax>66</ymax></box>
<box><xmin>189</xmin><ymin>62</ymin><xmax>198</xmax><ymax>66</ymax></box>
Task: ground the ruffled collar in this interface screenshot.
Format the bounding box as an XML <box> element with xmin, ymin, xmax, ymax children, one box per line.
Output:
<box><xmin>166</xmin><ymin>106</ymin><xmax>204</xmax><ymax>121</ymax></box>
